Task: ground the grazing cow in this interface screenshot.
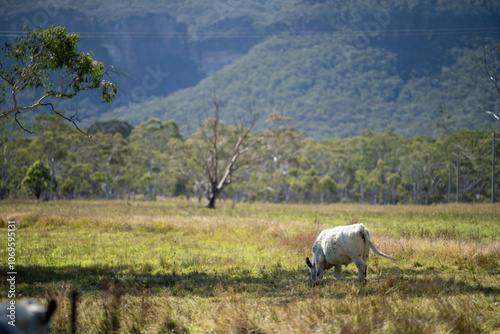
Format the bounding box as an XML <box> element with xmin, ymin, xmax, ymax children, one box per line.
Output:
<box><xmin>306</xmin><ymin>223</ymin><xmax>396</xmax><ymax>286</ymax></box>
<box><xmin>0</xmin><ymin>299</ymin><xmax>56</xmax><ymax>334</ymax></box>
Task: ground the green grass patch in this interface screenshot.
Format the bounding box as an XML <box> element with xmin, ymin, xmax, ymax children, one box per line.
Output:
<box><xmin>0</xmin><ymin>200</ymin><xmax>499</xmax><ymax>333</ymax></box>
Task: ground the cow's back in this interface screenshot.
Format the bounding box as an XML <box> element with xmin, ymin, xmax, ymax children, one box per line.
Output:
<box><xmin>318</xmin><ymin>224</ymin><xmax>369</xmax><ymax>265</ymax></box>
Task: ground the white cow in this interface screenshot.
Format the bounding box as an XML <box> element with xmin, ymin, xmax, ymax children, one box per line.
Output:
<box><xmin>306</xmin><ymin>223</ymin><xmax>396</xmax><ymax>286</ymax></box>
<box><xmin>0</xmin><ymin>300</ymin><xmax>56</xmax><ymax>334</ymax></box>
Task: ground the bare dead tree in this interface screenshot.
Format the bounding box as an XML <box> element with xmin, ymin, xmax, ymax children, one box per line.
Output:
<box><xmin>191</xmin><ymin>76</ymin><xmax>261</xmax><ymax>208</ymax></box>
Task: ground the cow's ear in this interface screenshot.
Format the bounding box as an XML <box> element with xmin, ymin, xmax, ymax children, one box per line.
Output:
<box><xmin>306</xmin><ymin>257</ymin><xmax>313</xmax><ymax>268</ymax></box>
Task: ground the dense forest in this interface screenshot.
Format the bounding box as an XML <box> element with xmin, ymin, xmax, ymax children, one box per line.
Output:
<box><xmin>1</xmin><ymin>115</ymin><xmax>498</xmax><ymax>205</ymax></box>
<box><xmin>1</xmin><ymin>0</ymin><xmax>499</xmax><ymax>138</ymax></box>
<box><xmin>110</xmin><ymin>35</ymin><xmax>499</xmax><ymax>139</ymax></box>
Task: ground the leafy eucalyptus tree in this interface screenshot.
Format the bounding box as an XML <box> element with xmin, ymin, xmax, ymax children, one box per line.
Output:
<box><xmin>0</xmin><ymin>117</ymin><xmax>31</xmax><ymax>199</ymax></box>
<box><xmin>21</xmin><ymin>160</ymin><xmax>51</xmax><ymax>200</ymax></box>
<box><xmin>0</xmin><ymin>26</ymin><xmax>117</xmax><ymax>133</ymax></box>
<box><xmin>30</xmin><ymin>114</ymin><xmax>71</xmax><ymax>200</ymax></box>
<box><xmin>262</xmin><ymin>114</ymin><xmax>306</xmax><ymax>203</ymax></box>
<box><xmin>128</xmin><ymin>118</ymin><xmax>182</xmax><ymax>200</ymax></box>
<box><xmin>88</xmin><ymin>132</ymin><xmax>128</xmax><ymax>199</ymax></box>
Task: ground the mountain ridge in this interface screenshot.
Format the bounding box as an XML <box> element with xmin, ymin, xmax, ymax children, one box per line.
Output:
<box><xmin>1</xmin><ymin>0</ymin><xmax>499</xmax><ymax>138</ymax></box>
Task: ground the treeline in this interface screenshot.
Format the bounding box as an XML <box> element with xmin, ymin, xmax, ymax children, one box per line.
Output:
<box><xmin>1</xmin><ymin>114</ymin><xmax>498</xmax><ymax>204</ymax></box>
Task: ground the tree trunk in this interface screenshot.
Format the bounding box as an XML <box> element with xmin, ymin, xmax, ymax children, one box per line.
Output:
<box><xmin>48</xmin><ymin>154</ymin><xmax>55</xmax><ymax>201</ymax></box>
<box><xmin>207</xmin><ymin>185</ymin><xmax>219</xmax><ymax>209</ymax></box>
<box><xmin>360</xmin><ymin>183</ymin><xmax>364</xmax><ymax>204</ymax></box>
<box><xmin>207</xmin><ymin>194</ymin><xmax>217</xmax><ymax>209</ymax></box>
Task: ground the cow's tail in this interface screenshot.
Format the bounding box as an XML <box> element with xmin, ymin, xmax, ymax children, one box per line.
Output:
<box><xmin>363</xmin><ymin>229</ymin><xmax>397</xmax><ymax>261</ymax></box>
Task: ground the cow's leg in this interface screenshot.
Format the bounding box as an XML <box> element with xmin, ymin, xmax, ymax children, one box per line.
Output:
<box><xmin>363</xmin><ymin>244</ymin><xmax>370</xmax><ymax>263</ymax></box>
<box><xmin>353</xmin><ymin>258</ymin><xmax>367</xmax><ymax>281</ymax></box>
<box><xmin>334</xmin><ymin>264</ymin><xmax>343</xmax><ymax>281</ymax></box>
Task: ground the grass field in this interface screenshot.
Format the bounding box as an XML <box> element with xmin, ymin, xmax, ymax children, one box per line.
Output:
<box><xmin>1</xmin><ymin>200</ymin><xmax>499</xmax><ymax>333</ymax></box>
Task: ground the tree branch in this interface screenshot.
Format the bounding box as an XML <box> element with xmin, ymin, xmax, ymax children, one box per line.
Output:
<box><xmin>14</xmin><ymin>111</ymin><xmax>32</xmax><ymax>134</ymax></box>
<box><xmin>41</xmin><ymin>103</ymin><xmax>90</xmax><ymax>137</ymax></box>
<box><xmin>2</xmin><ymin>92</ymin><xmax>57</xmax><ymax>119</ymax></box>
<box><xmin>481</xmin><ymin>46</ymin><xmax>500</xmax><ymax>96</ymax></box>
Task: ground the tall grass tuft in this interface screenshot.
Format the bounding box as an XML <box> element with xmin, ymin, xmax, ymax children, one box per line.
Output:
<box><xmin>98</xmin><ymin>288</ymin><xmax>123</xmax><ymax>334</ymax></box>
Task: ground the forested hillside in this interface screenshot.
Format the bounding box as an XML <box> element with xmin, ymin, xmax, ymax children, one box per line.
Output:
<box><xmin>1</xmin><ymin>0</ymin><xmax>500</xmax><ymax>138</ymax></box>
<box><xmin>107</xmin><ymin>34</ymin><xmax>499</xmax><ymax>138</ymax></box>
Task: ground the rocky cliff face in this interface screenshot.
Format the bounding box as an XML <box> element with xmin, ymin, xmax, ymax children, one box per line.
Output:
<box><xmin>0</xmin><ymin>9</ymin><xmax>255</xmax><ymax>107</ymax></box>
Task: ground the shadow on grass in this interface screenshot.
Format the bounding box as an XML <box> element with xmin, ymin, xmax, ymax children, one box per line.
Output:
<box><xmin>2</xmin><ymin>264</ymin><xmax>309</xmax><ymax>298</ymax></box>
<box><xmin>3</xmin><ymin>264</ymin><xmax>499</xmax><ymax>299</ymax></box>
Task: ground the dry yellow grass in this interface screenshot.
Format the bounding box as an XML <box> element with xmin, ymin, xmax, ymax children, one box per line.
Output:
<box><xmin>0</xmin><ymin>199</ymin><xmax>499</xmax><ymax>333</ymax></box>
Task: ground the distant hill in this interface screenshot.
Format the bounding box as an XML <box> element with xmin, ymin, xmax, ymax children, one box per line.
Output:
<box><xmin>103</xmin><ymin>34</ymin><xmax>499</xmax><ymax>139</ymax></box>
<box><xmin>1</xmin><ymin>0</ymin><xmax>499</xmax><ymax>138</ymax></box>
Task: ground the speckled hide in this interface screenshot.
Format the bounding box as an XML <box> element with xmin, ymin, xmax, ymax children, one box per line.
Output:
<box><xmin>306</xmin><ymin>223</ymin><xmax>396</xmax><ymax>286</ymax></box>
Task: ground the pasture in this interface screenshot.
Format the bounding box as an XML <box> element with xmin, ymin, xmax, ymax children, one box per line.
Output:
<box><xmin>1</xmin><ymin>200</ymin><xmax>499</xmax><ymax>333</ymax></box>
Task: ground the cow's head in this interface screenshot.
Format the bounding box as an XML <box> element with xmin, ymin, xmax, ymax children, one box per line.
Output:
<box><xmin>306</xmin><ymin>257</ymin><xmax>323</xmax><ymax>287</ymax></box>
